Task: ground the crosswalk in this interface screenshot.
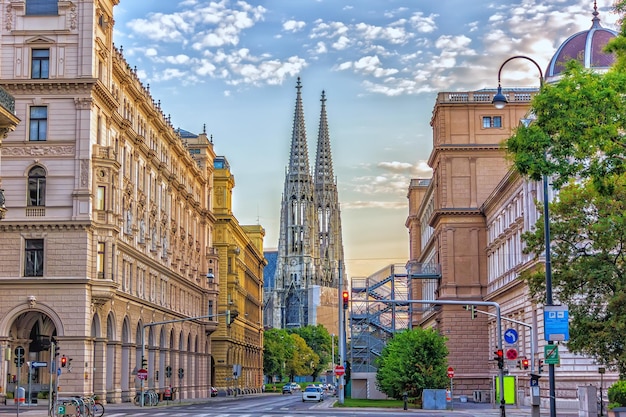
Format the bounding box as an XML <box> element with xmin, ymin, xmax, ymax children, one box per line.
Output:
<box><xmin>105</xmin><ymin>414</ymin><xmax>343</xmax><ymax>417</ymax></box>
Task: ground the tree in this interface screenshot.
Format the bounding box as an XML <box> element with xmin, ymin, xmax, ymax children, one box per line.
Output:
<box><xmin>289</xmin><ymin>325</ymin><xmax>332</xmax><ymax>379</ymax></box>
<box><xmin>375</xmin><ymin>328</ymin><xmax>448</xmax><ymax>400</ymax></box>
<box><xmin>284</xmin><ymin>333</ymin><xmax>319</xmax><ymax>381</ymax></box>
<box><xmin>263</xmin><ymin>328</ymin><xmax>293</xmax><ymax>382</ymax></box>
<box><xmin>503</xmin><ymin>47</ymin><xmax>626</xmax><ymax>377</ymax></box>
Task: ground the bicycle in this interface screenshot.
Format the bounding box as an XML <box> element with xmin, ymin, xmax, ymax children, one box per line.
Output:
<box><xmin>133</xmin><ymin>389</ymin><xmax>159</xmax><ymax>406</ymax></box>
<box><xmin>81</xmin><ymin>395</ymin><xmax>105</xmax><ymax>417</ymax></box>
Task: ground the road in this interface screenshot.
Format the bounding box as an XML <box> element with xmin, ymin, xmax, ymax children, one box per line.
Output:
<box><xmin>0</xmin><ymin>392</ymin><xmax>579</xmax><ymax>417</ymax></box>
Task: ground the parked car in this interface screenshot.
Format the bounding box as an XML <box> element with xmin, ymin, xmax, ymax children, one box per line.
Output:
<box><xmin>210</xmin><ymin>387</ymin><xmax>218</xmax><ymax>397</ymax></box>
<box><xmin>282</xmin><ymin>384</ymin><xmax>293</xmax><ymax>394</ymax></box>
<box><xmin>302</xmin><ymin>386</ymin><xmax>323</xmax><ymax>402</ymax></box>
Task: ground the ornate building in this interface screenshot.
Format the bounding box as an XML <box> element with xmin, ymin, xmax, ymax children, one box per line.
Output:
<box><xmin>0</xmin><ymin>85</ymin><xmax>20</xmax><ymax>219</ymax></box>
<box><xmin>406</xmin><ymin>5</ymin><xmax>618</xmax><ymax>407</ymax></box>
<box><xmin>210</xmin><ymin>155</ymin><xmax>265</xmax><ymax>393</ymax></box>
<box><xmin>0</xmin><ymin>0</ymin><xmax>219</xmax><ymax>403</ymax></box>
<box><xmin>265</xmin><ymin>79</ymin><xmax>344</xmax><ymax>335</ymax></box>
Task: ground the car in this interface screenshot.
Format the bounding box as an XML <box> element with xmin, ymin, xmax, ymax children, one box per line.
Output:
<box><xmin>302</xmin><ymin>386</ymin><xmax>322</xmax><ymax>402</ymax></box>
<box><xmin>290</xmin><ymin>382</ymin><xmax>300</xmax><ymax>391</ymax></box>
<box><xmin>282</xmin><ymin>384</ymin><xmax>293</xmax><ymax>394</ymax></box>
<box><xmin>210</xmin><ymin>386</ymin><xmax>218</xmax><ymax>397</ymax></box>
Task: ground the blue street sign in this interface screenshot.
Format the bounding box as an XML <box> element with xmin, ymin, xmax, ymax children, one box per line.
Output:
<box><xmin>504</xmin><ymin>328</ymin><xmax>518</xmax><ymax>344</ymax></box>
<box><xmin>544</xmin><ymin>305</ymin><xmax>569</xmax><ymax>341</ymax></box>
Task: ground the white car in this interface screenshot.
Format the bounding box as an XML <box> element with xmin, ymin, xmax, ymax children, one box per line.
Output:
<box><xmin>302</xmin><ymin>386</ymin><xmax>323</xmax><ymax>402</ymax></box>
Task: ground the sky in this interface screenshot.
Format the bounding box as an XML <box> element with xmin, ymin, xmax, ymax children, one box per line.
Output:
<box><xmin>112</xmin><ymin>0</ymin><xmax>619</xmax><ymax>279</ymax></box>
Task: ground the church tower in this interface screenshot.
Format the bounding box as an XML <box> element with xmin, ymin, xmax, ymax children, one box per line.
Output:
<box><xmin>267</xmin><ymin>79</ymin><xmax>344</xmax><ymax>333</ymax></box>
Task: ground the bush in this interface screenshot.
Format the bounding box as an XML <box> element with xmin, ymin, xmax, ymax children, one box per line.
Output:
<box><xmin>608</xmin><ymin>380</ymin><xmax>626</xmax><ymax>409</ymax></box>
<box><xmin>6</xmin><ymin>392</ymin><xmax>13</xmax><ymax>400</ymax></box>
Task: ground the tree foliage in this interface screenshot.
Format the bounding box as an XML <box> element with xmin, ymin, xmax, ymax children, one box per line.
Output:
<box><xmin>285</xmin><ymin>333</ymin><xmax>319</xmax><ymax>381</ymax></box>
<box><xmin>289</xmin><ymin>324</ymin><xmax>332</xmax><ymax>379</ymax></box>
<box><xmin>375</xmin><ymin>328</ymin><xmax>448</xmax><ymax>400</ymax></box>
<box><xmin>503</xmin><ymin>26</ymin><xmax>626</xmax><ymax>377</ymax></box>
<box><xmin>263</xmin><ymin>328</ymin><xmax>293</xmax><ymax>381</ymax></box>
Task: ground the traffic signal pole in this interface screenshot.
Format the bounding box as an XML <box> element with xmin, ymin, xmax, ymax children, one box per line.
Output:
<box><xmin>365</xmin><ymin>299</ymin><xmax>506</xmax><ymax>417</ymax></box>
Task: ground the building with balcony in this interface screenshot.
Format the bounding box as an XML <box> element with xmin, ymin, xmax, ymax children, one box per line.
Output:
<box><xmin>0</xmin><ymin>0</ymin><xmax>219</xmax><ymax>403</ymax></box>
<box><xmin>0</xmin><ymin>84</ymin><xmax>21</xmax><ymax>219</ymax></box>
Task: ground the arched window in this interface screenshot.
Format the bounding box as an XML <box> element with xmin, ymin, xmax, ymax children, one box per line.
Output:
<box><xmin>26</xmin><ymin>0</ymin><xmax>58</xmax><ymax>15</ymax></box>
<box><xmin>28</xmin><ymin>166</ymin><xmax>46</xmax><ymax>206</ymax></box>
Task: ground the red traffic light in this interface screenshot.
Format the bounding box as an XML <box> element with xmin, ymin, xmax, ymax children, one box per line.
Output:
<box><xmin>495</xmin><ymin>349</ymin><xmax>504</xmax><ymax>359</ymax></box>
<box><xmin>60</xmin><ymin>355</ymin><xmax>67</xmax><ymax>367</ymax></box>
<box><xmin>342</xmin><ymin>291</ymin><xmax>349</xmax><ymax>309</ymax></box>
<box><xmin>522</xmin><ymin>358</ymin><xmax>529</xmax><ymax>369</ymax></box>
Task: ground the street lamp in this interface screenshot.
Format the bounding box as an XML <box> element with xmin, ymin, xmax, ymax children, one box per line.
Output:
<box><xmin>494</xmin><ymin>55</ymin><xmax>556</xmax><ymax>417</ymax></box>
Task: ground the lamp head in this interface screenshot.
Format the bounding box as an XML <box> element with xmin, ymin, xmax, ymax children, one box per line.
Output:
<box><xmin>492</xmin><ymin>85</ymin><xmax>508</xmax><ymax>109</ymax></box>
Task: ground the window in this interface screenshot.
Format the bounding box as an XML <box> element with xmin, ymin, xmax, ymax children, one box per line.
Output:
<box><xmin>25</xmin><ymin>239</ymin><xmax>44</xmax><ymax>277</ymax></box>
<box><xmin>26</xmin><ymin>0</ymin><xmax>58</xmax><ymax>15</ymax></box>
<box><xmin>28</xmin><ymin>166</ymin><xmax>46</xmax><ymax>206</ymax></box>
<box><xmin>97</xmin><ymin>242</ymin><xmax>105</xmax><ymax>279</ymax></box>
<box><xmin>29</xmin><ymin>106</ymin><xmax>47</xmax><ymax>141</ymax></box>
<box><xmin>96</xmin><ymin>186</ymin><xmax>105</xmax><ymax>210</ymax></box>
<box><xmin>482</xmin><ymin>116</ymin><xmax>502</xmax><ymax>128</ymax></box>
<box><xmin>31</xmin><ymin>49</ymin><xmax>49</xmax><ymax>79</ymax></box>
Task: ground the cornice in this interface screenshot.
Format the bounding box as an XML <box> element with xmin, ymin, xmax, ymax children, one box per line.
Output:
<box><xmin>0</xmin><ymin>79</ymin><xmax>96</xmax><ymax>95</ymax></box>
<box><xmin>429</xmin><ymin>208</ymin><xmax>484</xmax><ymax>228</ymax></box>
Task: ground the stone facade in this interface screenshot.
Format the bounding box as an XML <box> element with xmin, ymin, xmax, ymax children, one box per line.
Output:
<box><xmin>407</xmin><ymin>89</ymin><xmax>619</xmax><ymax>407</ymax></box>
<box><xmin>0</xmin><ymin>0</ymin><xmax>219</xmax><ymax>403</ymax></box>
<box><xmin>210</xmin><ymin>155</ymin><xmax>266</xmax><ymax>393</ymax></box>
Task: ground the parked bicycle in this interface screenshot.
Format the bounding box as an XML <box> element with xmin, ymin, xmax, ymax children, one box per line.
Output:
<box><xmin>80</xmin><ymin>395</ymin><xmax>105</xmax><ymax>417</ymax></box>
<box><xmin>133</xmin><ymin>389</ymin><xmax>159</xmax><ymax>406</ymax></box>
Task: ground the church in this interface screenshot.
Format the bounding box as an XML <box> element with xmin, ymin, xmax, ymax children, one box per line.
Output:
<box><xmin>264</xmin><ymin>78</ymin><xmax>345</xmax><ymax>335</ymax></box>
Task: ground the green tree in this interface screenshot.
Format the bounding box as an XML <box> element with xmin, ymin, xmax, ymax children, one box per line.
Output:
<box><xmin>285</xmin><ymin>333</ymin><xmax>319</xmax><ymax>381</ymax></box>
<box><xmin>263</xmin><ymin>328</ymin><xmax>293</xmax><ymax>382</ymax></box>
<box><xmin>289</xmin><ymin>325</ymin><xmax>332</xmax><ymax>379</ymax></box>
<box><xmin>503</xmin><ymin>28</ymin><xmax>626</xmax><ymax>377</ymax></box>
<box><xmin>375</xmin><ymin>328</ymin><xmax>448</xmax><ymax>400</ymax></box>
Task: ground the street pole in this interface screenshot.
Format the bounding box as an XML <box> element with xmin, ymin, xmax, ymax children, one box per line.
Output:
<box><xmin>338</xmin><ymin>261</ymin><xmax>345</xmax><ymax>405</ymax></box>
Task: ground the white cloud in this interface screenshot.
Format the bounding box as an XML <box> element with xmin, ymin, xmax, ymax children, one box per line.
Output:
<box><xmin>283</xmin><ymin>20</ymin><xmax>306</xmax><ymax>32</ymax></box>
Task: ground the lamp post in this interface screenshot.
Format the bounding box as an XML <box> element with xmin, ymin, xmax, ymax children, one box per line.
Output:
<box><xmin>493</xmin><ymin>55</ymin><xmax>556</xmax><ymax>417</ymax></box>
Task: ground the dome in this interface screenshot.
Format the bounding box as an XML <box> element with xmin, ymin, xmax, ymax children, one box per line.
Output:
<box><xmin>545</xmin><ymin>4</ymin><xmax>617</xmax><ymax>82</ymax></box>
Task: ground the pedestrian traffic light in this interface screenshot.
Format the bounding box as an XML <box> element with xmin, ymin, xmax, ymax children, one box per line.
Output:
<box><xmin>342</xmin><ymin>291</ymin><xmax>349</xmax><ymax>309</ymax></box>
<box><xmin>521</xmin><ymin>358</ymin><xmax>529</xmax><ymax>370</ymax></box>
<box><xmin>463</xmin><ymin>305</ymin><xmax>477</xmax><ymax>319</ymax></box>
<box><xmin>61</xmin><ymin>355</ymin><xmax>67</xmax><ymax>368</ymax></box>
<box><xmin>141</xmin><ymin>356</ymin><xmax>147</xmax><ymax>369</ymax></box>
<box><xmin>494</xmin><ymin>349</ymin><xmax>504</xmax><ymax>369</ymax></box>
<box><xmin>538</xmin><ymin>359</ymin><xmax>544</xmax><ymax>374</ymax></box>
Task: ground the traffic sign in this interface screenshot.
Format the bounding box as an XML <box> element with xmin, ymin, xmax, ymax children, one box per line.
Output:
<box><xmin>504</xmin><ymin>329</ymin><xmax>518</xmax><ymax>344</ymax></box>
<box><xmin>544</xmin><ymin>305</ymin><xmax>569</xmax><ymax>341</ymax></box>
<box><xmin>447</xmin><ymin>367</ymin><xmax>454</xmax><ymax>378</ymax></box>
<box><xmin>334</xmin><ymin>365</ymin><xmax>345</xmax><ymax>376</ymax></box>
<box><xmin>544</xmin><ymin>344</ymin><xmax>560</xmax><ymax>365</ymax></box>
<box><xmin>506</xmin><ymin>348</ymin><xmax>518</xmax><ymax>360</ymax></box>
<box><xmin>137</xmin><ymin>368</ymin><xmax>148</xmax><ymax>380</ymax></box>
<box><xmin>31</xmin><ymin>361</ymin><xmax>47</xmax><ymax>368</ymax></box>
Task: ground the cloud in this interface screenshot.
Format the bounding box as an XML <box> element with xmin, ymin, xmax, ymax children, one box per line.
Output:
<box><xmin>283</xmin><ymin>20</ymin><xmax>306</xmax><ymax>32</ymax></box>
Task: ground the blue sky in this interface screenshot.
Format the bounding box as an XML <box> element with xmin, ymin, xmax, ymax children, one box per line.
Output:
<box><xmin>112</xmin><ymin>0</ymin><xmax>618</xmax><ymax>278</ymax></box>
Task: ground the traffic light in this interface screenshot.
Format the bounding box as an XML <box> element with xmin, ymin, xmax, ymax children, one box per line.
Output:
<box><xmin>141</xmin><ymin>356</ymin><xmax>147</xmax><ymax>369</ymax></box>
<box><xmin>463</xmin><ymin>305</ymin><xmax>477</xmax><ymax>319</ymax></box>
<box><xmin>538</xmin><ymin>359</ymin><xmax>544</xmax><ymax>374</ymax></box>
<box><xmin>342</xmin><ymin>291</ymin><xmax>349</xmax><ymax>309</ymax></box>
<box><xmin>521</xmin><ymin>358</ymin><xmax>529</xmax><ymax>370</ymax></box>
<box><xmin>178</xmin><ymin>367</ymin><xmax>184</xmax><ymax>379</ymax></box>
<box><xmin>165</xmin><ymin>365</ymin><xmax>172</xmax><ymax>378</ymax></box>
<box><xmin>61</xmin><ymin>355</ymin><xmax>67</xmax><ymax>368</ymax></box>
<box><xmin>494</xmin><ymin>349</ymin><xmax>504</xmax><ymax>369</ymax></box>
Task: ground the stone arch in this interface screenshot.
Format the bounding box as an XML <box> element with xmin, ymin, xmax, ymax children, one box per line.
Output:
<box><xmin>120</xmin><ymin>317</ymin><xmax>131</xmax><ymax>399</ymax></box>
<box><xmin>105</xmin><ymin>312</ymin><xmax>117</xmax><ymax>402</ymax></box>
